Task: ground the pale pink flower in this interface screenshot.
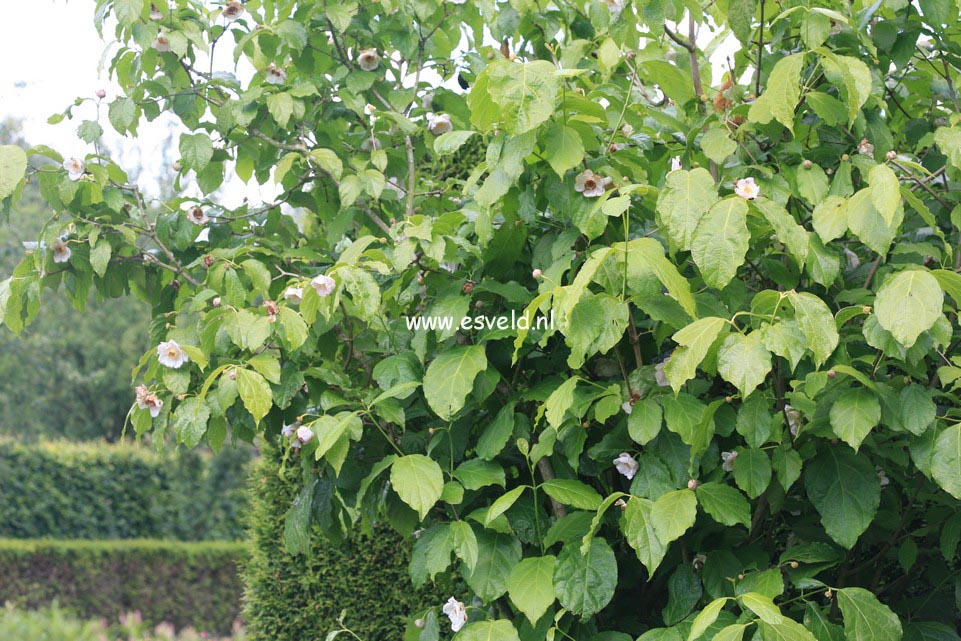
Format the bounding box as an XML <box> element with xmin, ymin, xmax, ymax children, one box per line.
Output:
<box><xmin>311</xmin><ymin>274</ymin><xmax>336</xmax><ymax>297</ymax></box>
<box><xmin>63</xmin><ymin>158</ymin><xmax>85</xmax><ymax>181</ymax></box>
<box><xmin>264</xmin><ymin>63</ymin><xmax>287</xmax><ymax>85</ymax></box>
<box><xmin>357</xmin><ymin>48</ymin><xmax>381</xmax><ymax>71</ymax></box>
<box><xmin>721</xmin><ymin>451</ymin><xmax>738</xmax><ymax>472</ymax></box>
<box><xmin>858</xmin><ymin>139</ymin><xmax>874</xmax><ymax>156</ymax></box>
<box><xmin>281</xmin><ymin>422</ymin><xmax>298</xmax><ymax>438</ymax></box>
<box><xmin>621</xmin><ymin>123</ymin><xmax>634</xmax><ymax>137</ymax></box>
<box><xmin>95</xmin><ymin>89</ymin><xmax>106</xmax><ymax>99</ymax></box>
<box><xmin>734</xmin><ymin>177</ymin><xmax>759</xmax><ymax>200</ymax></box>
<box><xmin>136</xmin><ymin>385</ymin><xmax>164</xmax><ymax>417</ymax></box>
<box><xmin>51</xmin><ymin>240</ymin><xmax>72</xmax><ymax>264</ymax></box>
<box><xmin>574</xmin><ymin>169</ymin><xmax>612</xmax><ymax>198</ymax></box>
<box><xmin>427</xmin><ymin>113</ymin><xmax>453</xmax><ymax>135</ymax></box>
<box><xmin>442</xmin><ymin>597</ymin><xmax>467</xmax><ymax>632</ymax></box>
<box><xmin>296</xmin><ymin>425</ymin><xmax>314</xmax><ymax>443</ymax></box>
<box><xmin>283</xmin><ymin>287</ymin><xmax>303</xmax><ymax>304</ymax></box>
<box><xmin>153</xmin><ymin>33</ymin><xmax>171</xmax><ymax>52</ymax></box>
<box><xmin>531</xmin><ymin>268</ymin><xmax>543</xmax><ymax>279</ymax></box>
<box><xmin>187</xmin><ymin>206</ymin><xmax>209</xmax><ymax>225</ymax></box>
<box><xmin>654</xmin><ymin>357</ymin><xmax>671</xmax><ymax>387</ymax></box>
<box><xmin>670</xmin><ymin>156</ymin><xmax>682</xmax><ymax>172</ymax></box>
<box><xmin>613</xmin><ymin>452</ymin><xmax>639</xmax><ymax>480</ymax></box>
<box><xmin>223</xmin><ymin>0</ymin><xmax>244</xmax><ymax>22</ymax></box>
<box><xmin>149</xmin><ymin>3</ymin><xmax>162</xmax><ymax>20</ymax></box>
<box><xmin>156</xmin><ymin>340</ymin><xmax>189</xmax><ymax>369</ymax></box>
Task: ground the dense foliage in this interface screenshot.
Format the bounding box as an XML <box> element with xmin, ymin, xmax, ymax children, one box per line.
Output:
<box><xmin>3</xmin><ymin>0</ymin><xmax>961</xmax><ymax>639</ymax></box>
<box><xmin>0</xmin><ymin>539</ymin><xmax>248</xmax><ymax>634</ymax></box>
<box><xmin>0</xmin><ymin>439</ymin><xmax>250</xmax><ymax>540</ymax></box>
<box><xmin>242</xmin><ymin>440</ymin><xmax>452</xmax><ymax>640</ymax></box>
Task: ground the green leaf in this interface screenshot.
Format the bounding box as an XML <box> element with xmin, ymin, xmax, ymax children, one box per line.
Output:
<box><xmin>812</xmin><ymin>195</ymin><xmax>848</xmax><ymax>243</ymax></box>
<box><xmin>507</xmin><ymin>555</ymin><xmax>556</xmax><ymax>624</ymax></box>
<box><xmin>655</xmin><ymin>168</ymin><xmax>719</xmax><ymax>251</ymax></box>
<box><xmin>874</xmin><ymin>270</ymin><xmax>944</xmax><ymax>348</ymax></box>
<box><xmin>554</xmin><ymin>538</ymin><xmax>618</xmax><ymax>618</ymax></box>
<box><xmin>819</xmin><ymin>52</ymin><xmax>872</xmax><ymax>124</ymax></box>
<box><xmin>748</xmin><ymin>53</ymin><xmax>805</xmax><ymax>132</ymax></box>
<box><xmin>545</xmin><ymin>376</ymin><xmax>579</xmax><ymax>429</ymax></box>
<box><xmin>0</xmin><ymin>145</ymin><xmax>27</xmax><ymax>199</ymax></box>
<box><xmin>622</xmin><ymin>497</ymin><xmax>667</xmax><ymax>576</ymax></box>
<box><xmin>541</xmin><ymin>479</ymin><xmax>603</xmax><ymax>511</ymax></box>
<box><xmin>469</xmin><ymin>59</ymin><xmax>560</xmax><ymax>135</ymax></box>
<box><xmin>701</xmin><ymin>129</ymin><xmax>737</xmax><ymax>163</ymax></box>
<box><xmin>836</xmin><ymin>587</ymin><xmax>903</xmax><ymax>641</ymax></box>
<box><xmin>453</xmin><ymin>459</ymin><xmax>506</xmax><ymax>490</ymax></box>
<box><xmin>732</xmin><ymin>448</ymin><xmax>772</xmax><ymax>499</ymax></box>
<box><xmin>450</xmin><ymin>521</ymin><xmax>478</xmax><ymax>572</ymax></box>
<box><xmin>752</xmin><ymin>197</ymin><xmax>809</xmax><ymax>264</ymax></box>
<box><xmin>932</xmin><ymin>424</ymin><xmax>961</xmax><ymax>500</ymax></box>
<box><xmin>179</xmin><ymin>133</ymin><xmax>213</xmax><ymax>172</ymax></box>
<box><xmin>434</xmin><ymin>130</ymin><xmax>475</xmax><ymax>156</ymax></box>
<box><xmin>544</xmin><ymin>124</ymin><xmax>586</xmax><ymax>176</ymax></box>
<box><xmin>390</xmin><ymin>454</ymin><xmax>444</xmax><ymax>520</ymax></box>
<box><xmin>691</xmin><ymin>197</ymin><xmax>750</xmax><ymax>289</ymax></box>
<box><xmin>739</xmin><ymin>592</ymin><xmax>784</xmax><ymax>624</ymax></box>
<box><xmin>847</xmin><ymin>188</ymin><xmax>900</xmax><ymax>255</ymax></box>
<box><xmin>868</xmin><ymin>164</ymin><xmax>900</xmax><ymax>225</ymax></box>
<box><xmin>629</xmin><ymin>397</ymin><xmax>662</xmax><ymax>445</ymax></box>
<box><xmin>664</xmin><ymin>317</ymin><xmax>728</xmax><ymax>392</ymax></box>
<box><xmin>485</xmin><ymin>486</ymin><xmax>527</xmax><ymax>525</ymax></box>
<box><xmin>283</xmin><ymin>479</ymin><xmax>314</xmax><ymax>555</ymax></box>
<box><xmin>756</xmin><ymin>619</ymin><xmax>819</xmax><ymax>641</ymax></box>
<box><xmin>457</xmin><ymin>621</ymin><xmax>521</xmax><ymax>641</ymax></box>
<box><xmin>717</xmin><ymin>332</ymin><xmax>772</xmax><ymax>397</ymax></box>
<box><xmin>476</xmin><ymin>402</ymin><xmax>516</xmax><ymax>460</ymax></box>
<box><xmin>688</xmin><ymin>598</ymin><xmax>731</xmax><ymax>641</ymax></box>
<box><xmin>695</xmin><ymin>483</ymin><xmax>751</xmax><ymax>528</ymax></box>
<box><xmin>711</xmin><ymin>625</ymin><xmax>749</xmax><ymax>641</ymax></box>
<box><xmin>651</xmin><ymin>489</ymin><xmax>697</xmax><ymax>543</ymax></box>
<box><xmin>465</xmin><ymin>530</ymin><xmax>522</xmax><ymax>601</ymax></box>
<box><xmin>235</xmin><ymin>368</ymin><xmax>273</xmax><ymax>424</ymax></box>
<box><xmin>423</xmin><ymin>345</ymin><xmax>488</xmax><ymax>420</ymax></box>
<box><xmin>805</xmin><ymin>446</ymin><xmax>880</xmax><ymax>548</ymax></box>
<box><xmin>114</xmin><ymin>0</ymin><xmax>145</xmax><ymax>26</ymax></box>
<box><xmin>829</xmin><ymin>388</ymin><xmax>881</xmax><ymax>451</ymax></box>
<box><xmin>788</xmin><ymin>291</ymin><xmax>839</xmax><ymax>366</ymax></box>
<box><xmin>728</xmin><ymin>0</ymin><xmax>755</xmax><ymax>43</ymax></box>
<box><xmin>309</xmin><ymin>148</ymin><xmax>343</xmax><ymax>179</ymax></box>
<box><xmin>90</xmin><ymin>240</ymin><xmax>112</xmax><ymax>277</ymax></box>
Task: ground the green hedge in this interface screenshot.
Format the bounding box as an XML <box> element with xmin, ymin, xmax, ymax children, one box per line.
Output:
<box><xmin>243</xmin><ymin>441</ymin><xmax>450</xmax><ymax>641</ymax></box>
<box><xmin>0</xmin><ymin>439</ymin><xmax>250</xmax><ymax>540</ymax></box>
<box><xmin>0</xmin><ymin>539</ymin><xmax>248</xmax><ymax>634</ymax></box>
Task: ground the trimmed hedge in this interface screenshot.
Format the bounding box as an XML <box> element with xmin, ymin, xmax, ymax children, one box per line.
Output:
<box><xmin>0</xmin><ymin>539</ymin><xmax>248</xmax><ymax>634</ymax></box>
<box><xmin>0</xmin><ymin>439</ymin><xmax>250</xmax><ymax>540</ymax></box>
<box><xmin>243</xmin><ymin>441</ymin><xmax>450</xmax><ymax>641</ymax></box>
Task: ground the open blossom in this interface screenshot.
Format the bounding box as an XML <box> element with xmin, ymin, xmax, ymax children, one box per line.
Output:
<box><xmin>734</xmin><ymin>177</ymin><xmax>759</xmax><ymax>200</ymax></box>
<box><xmin>196</xmin><ymin>228</ymin><xmax>210</xmax><ymax>243</ymax></box>
<box><xmin>784</xmin><ymin>405</ymin><xmax>801</xmax><ymax>437</ymax></box>
<box><xmin>265</xmin><ymin>63</ymin><xmax>287</xmax><ymax>85</ymax></box>
<box><xmin>264</xmin><ymin>300</ymin><xmax>279</xmax><ymax>323</ymax></box>
<box><xmin>63</xmin><ymin>158</ymin><xmax>85</xmax><ymax>181</ymax></box>
<box><xmin>721</xmin><ymin>451</ymin><xmax>738</xmax><ymax>472</ymax></box>
<box><xmin>858</xmin><ymin>138</ymin><xmax>874</xmax><ymax>156</ymax></box>
<box><xmin>843</xmin><ymin>247</ymin><xmax>861</xmax><ymax>271</ymax></box>
<box><xmin>156</xmin><ymin>340</ymin><xmax>189</xmax><ymax>369</ymax></box>
<box><xmin>281</xmin><ymin>422</ymin><xmax>298</xmax><ymax>438</ymax></box>
<box><xmin>621</xmin><ymin>400</ymin><xmax>633</xmax><ymax>415</ymax></box>
<box><xmin>427</xmin><ymin>113</ymin><xmax>453</xmax><ymax>135</ymax></box>
<box><xmin>296</xmin><ymin>425</ymin><xmax>315</xmax><ymax>443</ymax></box>
<box><xmin>223</xmin><ymin>0</ymin><xmax>244</xmax><ymax>21</ymax></box>
<box><xmin>187</xmin><ymin>206</ymin><xmax>209</xmax><ymax>225</ymax></box>
<box><xmin>621</xmin><ymin>123</ymin><xmax>634</xmax><ymax>137</ymax></box>
<box><xmin>334</xmin><ymin>236</ymin><xmax>353</xmax><ymax>254</ymax></box>
<box><xmin>654</xmin><ymin>357</ymin><xmax>671</xmax><ymax>387</ymax></box>
<box><xmin>153</xmin><ymin>33</ymin><xmax>171</xmax><ymax>52</ymax></box>
<box><xmin>284</xmin><ymin>287</ymin><xmax>303</xmax><ymax>304</ymax></box>
<box><xmin>442</xmin><ymin>597</ymin><xmax>467</xmax><ymax>632</ymax></box>
<box><xmin>149</xmin><ymin>3</ymin><xmax>162</xmax><ymax>19</ymax></box>
<box><xmin>574</xmin><ymin>169</ymin><xmax>612</xmax><ymax>198</ymax></box>
<box><xmin>311</xmin><ymin>274</ymin><xmax>336</xmax><ymax>297</ymax></box>
<box><xmin>877</xmin><ymin>466</ymin><xmax>890</xmax><ymax>488</ymax></box>
<box><xmin>613</xmin><ymin>452</ymin><xmax>639</xmax><ymax>480</ymax></box>
<box><xmin>51</xmin><ymin>240</ymin><xmax>72</xmax><ymax>264</ymax></box>
<box><xmin>357</xmin><ymin>48</ymin><xmax>381</xmax><ymax>71</ymax></box>
<box><xmin>135</xmin><ymin>385</ymin><xmax>164</xmax><ymax>417</ymax></box>
<box><xmin>670</xmin><ymin>156</ymin><xmax>682</xmax><ymax>172</ymax></box>
<box><xmin>605</xmin><ymin>0</ymin><xmax>626</xmax><ymax>11</ymax></box>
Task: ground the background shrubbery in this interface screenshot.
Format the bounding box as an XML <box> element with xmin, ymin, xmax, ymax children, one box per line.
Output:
<box><xmin>0</xmin><ymin>539</ymin><xmax>248</xmax><ymax>634</ymax></box>
<box><xmin>0</xmin><ymin>439</ymin><xmax>250</xmax><ymax>540</ymax></box>
<box><xmin>242</xmin><ymin>441</ymin><xmax>453</xmax><ymax>641</ymax></box>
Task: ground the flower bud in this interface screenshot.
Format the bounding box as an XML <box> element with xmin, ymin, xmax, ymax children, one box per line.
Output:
<box><xmin>885</xmin><ymin>150</ymin><xmax>897</xmax><ymax>161</ymax></box>
<box><xmin>827</xmin><ymin>369</ymin><xmax>836</xmax><ymax>378</ymax></box>
<box><xmin>802</xmin><ymin>159</ymin><xmax>813</xmax><ymax>169</ymax></box>
<box><xmin>415</xmin><ymin>619</ymin><xmax>425</xmax><ymax>629</ymax></box>
<box><xmin>95</xmin><ymin>89</ymin><xmax>106</xmax><ymax>99</ymax></box>
<box><xmin>790</xmin><ymin>561</ymin><xmax>799</xmax><ymax>568</ymax></box>
<box><xmin>841</xmin><ymin>154</ymin><xmax>849</xmax><ymax>161</ymax></box>
<box><xmin>532</xmin><ymin>268</ymin><xmax>543</xmax><ymax>279</ymax></box>
<box><xmin>687</xmin><ymin>479</ymin><xmax>699</xmax><ymax>490</ymax></box>
<box><xmin>212</xmin><ymin>297</ymin><xmax>221</xmax><ymax>307</ymax></box>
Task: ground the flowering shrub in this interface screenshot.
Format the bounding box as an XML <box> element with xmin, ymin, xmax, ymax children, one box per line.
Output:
<box><xmin>2</xmin><ymin>0</ymin><xmax>961</xmax><ymax>639</ymax></box>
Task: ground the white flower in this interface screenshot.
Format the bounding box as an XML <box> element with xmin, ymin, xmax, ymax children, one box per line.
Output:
<box><xmin>281</xmin><ymin>422</ymin><xmax>298</xmax><ymax>438</ymax></box>
<box><xmin>360</xmin><ymin>137</ymin><xmax>381</xmax><ymax>152</ymax></box>
<box><xmin>153</xmin><ymin>33</ymin><xmax>171</xmax><ymax>52</ymax></box>
<box><xmin>692</xmin><ymin>553</ymin><xmax>707</xmax><ymax>570</ymax></box>
<box><xmin>135</xmin><ymin>385</ymin><xmax>164</xmax><ymax>418</ymax></box>
<box><xmin>427</xmin><ymin>113</ymin><xmax>453</xmax><ymax>135</ymax></box>
<box><xmin>858</xmin><ymin>138</ymin><xmax>874</xmax><ymax>156</ymax></box>
<box><xmin>223</xmin><ymin>0</ymin><xmax>244</xmax><ymax>22</ymax></box>
<box><xmin>156</xmin><ymin>340</ymin><xmax>190</xmax><ymax>369</ymax></box>
<box><xmin>63</xmin><ymin>158</ymin><xmax>85</xmax><ymax>181</ymax></box>
<box><xmin>290</xmin><ymin>439</ymin><xmax>302</xmax><ymax>450</ymax></box>
<box><xmin>264</xmin><ymin>63</ymin><xmax>287</xmax><ymax>85</ymax></box>
<box><xmin>51</xmin><ymin>240</ymin><xmax>72</xmax><ymax>264</ymax></box>
<box><xmin>734</xmin><ymin>177</ymin><xmax>759</xmax><ymax>200</ymax></box>
<box><xmin>721</xmin><ymin>451</ymin><xmax>738</xmax><ymax>472</ymax></box>
<box><xmin>621</xmin><ymin>123</ymin><xmax>634</xmax><ymax>137</ymax></box>
<box><xmin>670</xmin><ymin>156</ymin><xmax>682</xmax><ymax>172</ymax></box>
<box><xmin>187</xmin><ymin>206</ymin><xmax>209</xmax><ymax>226</ymax></box>
<box><xmin>621</xmin><ymin>400</ymin><xmax>633</xmax><ymax>415</ymax></box>
<box><xmin>311</xmin><ymin>274</ymin><xmax>336</xmax><ymax>297</ymax></box>
<box><xmin>574</xmin><ymin>169</ymin><xmax>612</xmax><ymax>198</ymax></box>
<box><xmin>877</xmin><ymin>466</ymin><xmax>890</xmax><ymax>488</ymax></box>
<box><xmin>333</xmin><ymin>236</ymin><xmax>353</xmax><ymax>254</ymax></box>
<box><xmin>605</xmin><ymin>0</ymin><xmax>625</xmax><ymax>12</ymax></box>
<box><xmin>296</xmin><ymin>425</ymin><xmax>315</xmax><ymax>443</ymax></box>
<box><xmin>284</xmin><ymin>287</ymin><xmax>303</xmax><ymax>304</ymax></box>
<box><xmin>357</xmin><ymin>48</ymin><xmax>381</xmax><ymax>71</ymax></box>
<box><xmin>149</xmin><ymin>3</ymin><xmax>162</xmax><ymax>20</ymax></box>
<box><xmin>448</xmin><ymin>0</ymin><xmax>467</xmax><ymax>4</ymax></box>
<box><xmin>784</xmin><ymin>405</ymin><xmax>801</xmax><ymax>437</ymax></box>
<box><xmin>654</xmin><ymin>357</ymin><xmax>671</xmax><ymax>387</ymax></box>
<box><xmin>421</xmin><ymin>91</ymin><xmax>435</xmax><ymax>110</ymax></box>
<box><xmin>195</xmin><ymin>227</ymin><xmax>210</xmax><ymax>243</ymax></box>
<box><xmin>843</xmin><ymin>247</ymin><xmax>860</xmax><ymax>271</ymax></box>
<box><xmin>442</xmin><ymin>597</ymin><xmax>467</xmax><ymax>632</ymax></box>
<box><xmin>613</xmin><ymin>452</ymin><xmax>639</xmax><ymax>480</ymax></box>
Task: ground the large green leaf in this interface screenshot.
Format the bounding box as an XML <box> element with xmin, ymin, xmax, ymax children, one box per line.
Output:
<box><xmin>868</xmin><ymin>164</ymin><xmax>900</xmax><ymax>225</ymax></box>
<box><xmin>541</xmin><ymin>479</ymin><xmax>603</xmax><ymax>511</ymax></box>
<box><xmin>716</xmin><ymin>332</ymin><xmax>772</xmax><ymax>397</ymax></box>
<box><xmin>651</xmin><ymin>489</ymin><xmax>698</xmax><ymax>543</ymax></box>
<box><xmin>457</xmin><ymin>620</ymin><xmax>522</xmax><ymax>641</ymax></box>
<box><xmin>553</xmin><ymin>538</ymin><xmax>618</xmax><ymax>618</ymax></box>
<box><xmin>874</xmin><ymin>270</ymin><xmax>944</xmax><ymax>348</ymax></box>
<box><xmin>829</xmin><ymin>388</ymin><xmax>881</xmax><ymax>451</ymax></box>
<box><xmin>932</xmin><ymin>424</ymin><xmax>961</xmax><ymax>500</ymax></box>
<box><xmin>0</xmin><ymin>145</ymin><xmax>28</xmax><ymax>199</ymax></box>
<box><xmin>507</xmin><ymin>555</ymin><xmax>556</xmax><ymax>624</ymax></box>
<box><xmin>235</xmin><ymin>368</ymin><xmax>273</xmax><ymax>424</ymax></box>
<box><xmin>732</xmin><ymin>448</ymin><xmax>772</xmax><ymax>499</ymax></box>
<box><xmin>695</xmin><ymin>482</ymin><xmax>751</xmax><ymax>528</ymax></box>
<box><xmin>788</xmin><ymin>292</ymin><xmax>839</xmax><ymax>366</ymax></box>
<box><xmin>752</xmin><ymin>198</ymin><xmax>810</xmax><ymax>264</ymax></box>
<box><xmin>748</xmin><ymin>53</ymin><xmax>805</xmax><ymax>131</ymax></box>
<box><xmin>665</xmin><ymin>317</ymin><xmax>729</xmax><ymax>392</ymax></box>
<box><xmin>836</xmin><ymin>587</ymin><xmax>903</xmax><ymax>641</ymax></box>
<box><xmin>691</xmin><ymin>197</ymin><xmax>750</xmax><ymax>289</ymax></box>
<box><xmin>390</xmin><ymin>454</ymin><xmax>444</xmax><ymax>520</ymax></box>
<box><xmin>469</xmin><ymin>58</ymin><xmax>560</xmax><ymax>135</ymax></box>
<box><xmin>805</xmin><ymin>447</ymin><xmax>880</xmax><ymax>548</ymax></box>
<box><xmin>465</xmin><ymin>530</ymin><xmax>522</xmax><ymax>601</ymax></box>
<box><xmin>655</xmin><ymin>168</ymin><xmax>718</xmax><ymax>250</ymax></box>
<box><xmin>622</xmin><ymin>497</ymin><xmax>668</xmax><ymax>576</ymax></box>
<box><xmin>423</xmin><ymin>345</ymin><xmax>488</xmax><ymax>420</ymax></box>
